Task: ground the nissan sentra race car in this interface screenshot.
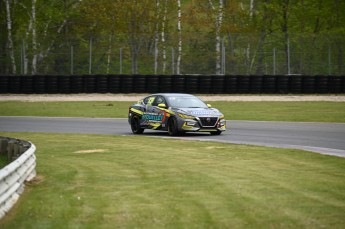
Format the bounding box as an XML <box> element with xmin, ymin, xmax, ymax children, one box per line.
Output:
<box><xmin>128</xmin><ymin>93</ymin><xmax>226</xmax><ymax>136</ymax></box>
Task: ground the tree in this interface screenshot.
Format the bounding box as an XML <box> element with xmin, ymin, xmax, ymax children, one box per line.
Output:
<box><xmin>4</xmin><ymin>0</ymin><xmax>16</xmax><ymax>74</ymax></box>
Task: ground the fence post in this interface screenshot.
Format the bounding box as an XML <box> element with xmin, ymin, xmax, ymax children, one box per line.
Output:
<box><xmin>71</xmin><ymin>45</ymin><xmax>74</xmax><ymax>75</ymax></box>
<box><xmin>89</xmin><ymin>37</ymin><xmax>93</xmax><ymax>74</ymax></box>
<box><xmin>120</xmin><ymin>48</ymin><xmax>123</xmax><ymax>74</ymax></box>
<box><xmin>273</xmin><ymin>48</ymin><xmax>276</xmax><ymax>75</ymax></box>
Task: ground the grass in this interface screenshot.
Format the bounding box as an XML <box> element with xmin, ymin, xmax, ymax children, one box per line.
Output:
<box><xmin>0</xmin><ymin>153</ymin><xmax>7</xmax><ymax>168</ymax></box>
<box><xmin>1</xmin><ymin>132</ymin><xmax>345</xmax><ymax>228</ymax></box>
<box><xmin>0</xmin><ymin>101</ymin><xmax>345</xmax><ymax>122</ymax></box>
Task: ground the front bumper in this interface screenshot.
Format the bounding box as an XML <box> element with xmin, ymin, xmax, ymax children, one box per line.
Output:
<box><xmin>178</xmin><ymin>116</ymin><xmax>226</xmax><ymax>132</ymax></box>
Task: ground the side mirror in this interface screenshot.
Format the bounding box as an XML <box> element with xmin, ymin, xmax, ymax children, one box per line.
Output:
<box><xmin>207</xmin><ymin>104</ymin><xmax>212</xmax><ymax>108</ymax></box>
<box><xmin>158</xmin><ymin>103</ymin><xmax>167</xmax><ymax>108</ymax></box>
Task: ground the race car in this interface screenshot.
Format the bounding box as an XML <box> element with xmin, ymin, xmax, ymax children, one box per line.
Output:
<box><xmin>128</xmin><ymin>93</ymin><xmax>226</xmax><ymax>136</ymax></box>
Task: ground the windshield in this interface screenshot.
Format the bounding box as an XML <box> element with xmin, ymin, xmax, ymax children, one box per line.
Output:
<box><xmin>167</xmin><ymin>96</ymin><xmax>208</xmax><ymax>108</ymax></box>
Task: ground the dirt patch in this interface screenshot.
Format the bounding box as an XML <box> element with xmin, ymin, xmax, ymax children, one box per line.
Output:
<box><xmin>73</xmin><ymin>149</ymin><xmax>108</xmax><ymax>154</ymax></box>
<box><xmin>25</xmin><ymin>175</ymin><xmax>45</xmax><ymax>186</ymax></box>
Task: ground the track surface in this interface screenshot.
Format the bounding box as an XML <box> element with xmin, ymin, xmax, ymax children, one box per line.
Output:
<box><xmin>0</xmin><ymin>116</ymin><xmax>344</xmax><ymax>158</ymax></box>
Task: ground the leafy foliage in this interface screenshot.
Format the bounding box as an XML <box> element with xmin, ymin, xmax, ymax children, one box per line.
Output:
<box><xmin>1</xmin><ymin>0</ymin><xmax>344</xmax><ymax>75</ymax></box>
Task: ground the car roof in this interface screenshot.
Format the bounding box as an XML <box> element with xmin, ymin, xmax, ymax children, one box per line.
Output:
<box><xmin>151</xmin><ymin>93</ymin><xmax>195</xmax><ymax>97</ymax></box>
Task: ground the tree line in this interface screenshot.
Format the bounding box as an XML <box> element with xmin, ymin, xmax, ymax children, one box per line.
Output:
<box><xmin>1</xmin><ymin>0</ymin><xmax>344</xmax><ymax>76</ymax></box>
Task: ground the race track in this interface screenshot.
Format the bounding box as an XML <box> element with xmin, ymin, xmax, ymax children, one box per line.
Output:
<box><xmin>0</xmin><ymin>116</ymin><xmax>344</xmax><ymax>158</ymax></box>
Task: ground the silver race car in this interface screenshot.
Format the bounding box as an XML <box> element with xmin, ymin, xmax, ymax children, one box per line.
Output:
<box><xmin>128</xmin><ymin>93</ymin><xmax>226</xmax><ymax>136</ymax></box>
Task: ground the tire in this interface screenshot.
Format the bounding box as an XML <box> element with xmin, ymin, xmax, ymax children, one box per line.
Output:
<box><xmin>168</xmin><ymin>117</ymin><xmax>179</xmax><ymax>136</ymax></box>
<box><xmin>131</xmin><ymin>116</ymin><xmax>144</xmax><ymax>134</ymax></box>
<box><xmin>210</xmin><ymin>130</ymin><xmax>222</xmax><ymax>135</ymax></box>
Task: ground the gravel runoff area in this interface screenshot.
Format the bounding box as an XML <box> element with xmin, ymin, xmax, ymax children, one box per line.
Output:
<box><xmin>0</xmin><ymin>94</ymin><xmax>345</xmax><ymax>102</ymax></box>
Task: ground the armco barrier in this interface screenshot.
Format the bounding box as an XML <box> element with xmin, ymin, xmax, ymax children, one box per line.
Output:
<box><xmin>0</xmin><ymin>137</ymin><xmax>36</xmax><ymax>219</ymax></box>
<box><xmin>0</xmin><ymin>75</ymin><xmax>344</xmax><ymax>94</ymax></box>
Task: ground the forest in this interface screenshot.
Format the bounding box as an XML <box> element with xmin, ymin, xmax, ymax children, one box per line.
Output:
<box><xmin>1</xmin><ymin>0</ymin><xmax>345</xmax><ymax>76</ymax></box>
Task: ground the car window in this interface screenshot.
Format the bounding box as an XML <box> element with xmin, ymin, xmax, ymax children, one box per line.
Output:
<box><xmin>167</xmin><ymin>96</ymin><xmax>207</xmax><ymax>108</ymax></box>
<box><xmin>152</xmin><ymin>96</ymin><xmax>166</xmax><ymax>106</ymax></box>
<box><xmin>143</xmin><ymin>96</ymin><xmax>156</xmax><ymax>105</ymax></box>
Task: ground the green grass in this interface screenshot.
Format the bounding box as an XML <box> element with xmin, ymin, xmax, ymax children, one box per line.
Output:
<box><xmin>1</xmin><ymin>132</ymin><xmax>345</xmax><ymax>228</ymax></box>
<box><xmin>1</xmin><ymin>101</ymin><xmax>345</xmax><ymax>122</ymax></box>
<box><xmin>0</xmin><ymin>153</ymin><xmax>7</xmax><ymax>168</ymax></box>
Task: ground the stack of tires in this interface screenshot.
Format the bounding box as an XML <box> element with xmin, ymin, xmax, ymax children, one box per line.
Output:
<box><xmin>237</xmin><ymin>75</ymin><xmax>250</xmax><ymax>94</ymax></box>
<box><xmin>199</xmin><ymin>76</ymin><xmax>211</xmax><ymax>94</ymax></box>
<box><xmin>108</xmin><ymin>75</ymin><xmax>120</xmax><ymax>93</ymax></box>
<box><xmin>96</xmin><ymin>75</ymin><xmax>109</xmax><ymax>93</ymax></box>
<box><xmin>70</xmin><ymin>75</ymin><xmax>83</xmax><ymax>93</ymax></box>
<box><xmin>133</xmin><ymin>75</ymin><xmax>146</xmax><ymax>93</ymax></box>
<box><xmin>224</xmin><ymin>76</ymin><xmax>237</xmax><ymax>94</ymax></box>
<box><xmin>211</xmin><ymin>75</ymin><xmax>224</xmax><ymax>94</ymax></box>
<box><xmin>289</xmin><ymin>75</ymin><xmax>302</xmax><ymax>93</ymax></box>
<box><xmin>8</xmin><ymin>76</ymin><xmax>21</xmax><ymax>93</ymax></box>
<box><xmin>147</xmin><ymin>75</ymin><xmax>159</xmax><ymax>93</ymax></box>
<box><xmin>172</xmin><ymin>75</ymin><xmax>185</xmax><ymax>93</ymax></box>
<box><xmin>276</xmin><ymin>75</ymin><xmax>289</xmax><ymax>94</ymax></box>
<box><xmin>159</xmin><ymin>75</ymin><xmax>173</xmax><ymax>93</ymax></box>
<box><xmin>328</xmin><ymin>76</ymin><xmax>342</xmax><ymax>94</ymax></box>
<box><xmin>46</xmin><ymin>75</ymin><xmax>58</xmax><ymax>93</ymax></box>
<box><xmin>120</xmin><ymin>75</ymin><xmax>133</xmax><ymax>93</ymax></box>
<box><xmin>21</xmin><ymin>75</ymin><xmax>34</xmax><ymax>94</ymax></box>
<box><xmin>58</xmin><ymin>75</ymin><xmax>71</xmax><ymax>93</ymax></box>
<box><xmin>250</xmin><ymin>75</ymin><xmax>263</xmax><ymax>94</ymax></box>
<box><xmin>0</xmin><ymin>76</ymin><xmax>9</xmax><ymax>93</ymax></box>
<box><xmin>34</xmin><ymin>75</ymin><xmax>46</xmax><ymax>93</ymax></box>
<box><xmin>314</xmin><ymin>75</ymin><xmax>328</xmax><ymax>94</ymax></box>
<box><xmin>302</xmin><ymin>76</ymin><xmax>315</xmax><ymax>93</ymax></box>
<box><xmin>263</xmin><ymin>76</ymin><xmax>276</xmax><ymax>94</ymax></box>
<box><xmin>185</xmin><ymin>75</ymin><xmax>199</xmax><ymax>94</ymax></box>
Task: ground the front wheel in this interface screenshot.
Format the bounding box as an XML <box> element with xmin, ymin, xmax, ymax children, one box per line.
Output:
<box><xmin>131</xmin><ymin>116</ymin><xmax>144</xmax><ymax>134</ymax></box>
<box><xmin>168</xmin><ymin>117</ymin><xmax>179</xmax><ymax>136</ymax></box>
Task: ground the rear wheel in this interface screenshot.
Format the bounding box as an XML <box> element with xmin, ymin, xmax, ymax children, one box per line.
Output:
<box><xmin>131</xmin><ymin>116</ymin><xmax>144</xmax><ymax>134</ymax></box>
<box><xmin>168</xmin><ymin>117</ymin><xmax>179</xmax><ymax>136</ymax></box>
<box><xmin>210</xmin><ymin>130</ymin><xmax>222</xmax><ymax>135</ymax></box>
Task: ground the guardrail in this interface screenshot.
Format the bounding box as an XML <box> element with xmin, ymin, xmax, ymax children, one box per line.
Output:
<box><xmin>0</xmin><ymin>75</ymin><xmax>344</xmax><ymax>94</ymax></box>
<box><xmin>0</xmin><ymin>137</ymin><xmax>36</xmax><ymax>219</ymax></box>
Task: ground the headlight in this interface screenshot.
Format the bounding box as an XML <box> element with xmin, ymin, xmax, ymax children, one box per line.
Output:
<box><xmin>178</xmin><ymin>113</ymin><xmax>195</xmax><ymax>119</ymax></box>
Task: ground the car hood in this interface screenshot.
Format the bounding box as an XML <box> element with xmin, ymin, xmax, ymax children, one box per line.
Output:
<box><xmin>172</xmin><ymin>107</ymin><xmax>223</xmax><ymax>117</ymax></box>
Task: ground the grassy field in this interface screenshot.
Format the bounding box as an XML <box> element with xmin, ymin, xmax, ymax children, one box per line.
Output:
<box><xmin>1</xmin><ymin>101</ymin><xmax>345</xmax><ymax>122</ymax></box>
<box><xmin>0</xmin><ymin>132</ymin><xmax>344</xmax><ymax>228</ymax></box>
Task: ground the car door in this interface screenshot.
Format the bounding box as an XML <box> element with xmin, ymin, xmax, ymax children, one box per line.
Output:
<box><xmin>148</xmin><ymin>96</ymin><xmax>169</xmax><ymax>128</ymax></box>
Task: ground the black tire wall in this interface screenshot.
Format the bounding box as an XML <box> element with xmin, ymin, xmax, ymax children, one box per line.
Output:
<box><xmin>0</xmin><ymin>75</ymin><xmax>344</xmax><ymax>94</ymax></box>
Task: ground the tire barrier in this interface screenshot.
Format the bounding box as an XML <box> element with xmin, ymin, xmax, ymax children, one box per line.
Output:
<box><xmin>146</xmin><ymin>75</ymin><xmax>159</xmax><ymax>93</ymax></box>
<box><xmin>133</xmin><ymin>75</ymin><xmax>146</xmax><ymax>93</ymax></box>
<box><xmin>276</xmin><ymin>75</ymin><xmax>289</xmax><ymax>94</ymax></box>
<box><xmin>185</xmin><ymin>75</ymin><xmax>199</xmax><ymax>94</ymax></box>
<box><xmin>0</xmin><ymin>75</ymin><xmax>344</xmax><ymax>94</ymax></box>
<box><xmin>46</xmin><ymin>75</ymin><xmax>58</xmax><ymax>94</ymax></box>
<box><xmin>0</xmin><ymin>137</ymin><xmax>36</xmax><ymax>219</ymax></box>
<box><xmin>199</xmin><ymin>76</ymin><xmax>212</xmax><ymax>94</ymax></box>
<box><xmin>224</xmin><ymin>76</ymin><xmax>237</xmax><ymax>93</ymax></box>
<box><xmin>0</xmin><ymin>76</ymin><xmax>9</xmax><ymax>93</ymax></box>
<box><xmin>108</xmin><ymin>75</ymin><xmax>120</xmax><ymax>93</ymax></box>
<box><xmin>120</xmin><ymin>75</ymin><xmax>133</xmax><ymax>93</ymax></box>
<box><xmin>159</xmin><ymin>75</ymin><xmax>173</xmax><ymax>93</ymax></box>
<box><xmin>172</xmin><ymin>75</ymin><xmax>185</xmax><ymax>93</ymax></box>
<box><xmin>211</xmin><ymin>75</ymin><xmax>225</xmax><ymax>94</ymax></box>
<box><xmin>34</xmin><ymin>75</ymin><xmax>47</xmax><ymax>94</ymax></box>
<box><xmin>289</xmin><ymin>75</ymin><xmax>302</xmax><ymax>94</ymax></box>
<box><xmin>237</xmin><ymin>75</ymin><xmax>250</xmax><ymax>94</ymax></box>
<box><xmin>250</xmin><ymin>75</ymin><xmax>263</xmax><ymax>94</ymax></box>
<box><xmin>70</xmin><ymin>75</ymin><xmax>83</xmax><ymax>93</ymax></box>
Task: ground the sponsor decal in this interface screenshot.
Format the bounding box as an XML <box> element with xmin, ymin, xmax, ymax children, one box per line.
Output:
<box><xmin>141</xmin><ymin>111</ymin><xmax>167</xmax><ymax>122</ymax></box>
<box><xmin>190</xmin><ymin>110</ymin><xmax>217</xmax><ymax>116</ymax></box>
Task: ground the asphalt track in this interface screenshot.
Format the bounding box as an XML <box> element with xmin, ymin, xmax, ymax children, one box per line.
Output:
<box><xmin>0</xmin><ymin>116</ymin><xmax>344</xmax><ymax>158</ymax></box>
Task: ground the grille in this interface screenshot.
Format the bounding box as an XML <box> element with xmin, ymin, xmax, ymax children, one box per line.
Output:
<box><xmin>198</xmin><ymin>117</ymin><xmax>218</xmax><ymax>127</ymax></box>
